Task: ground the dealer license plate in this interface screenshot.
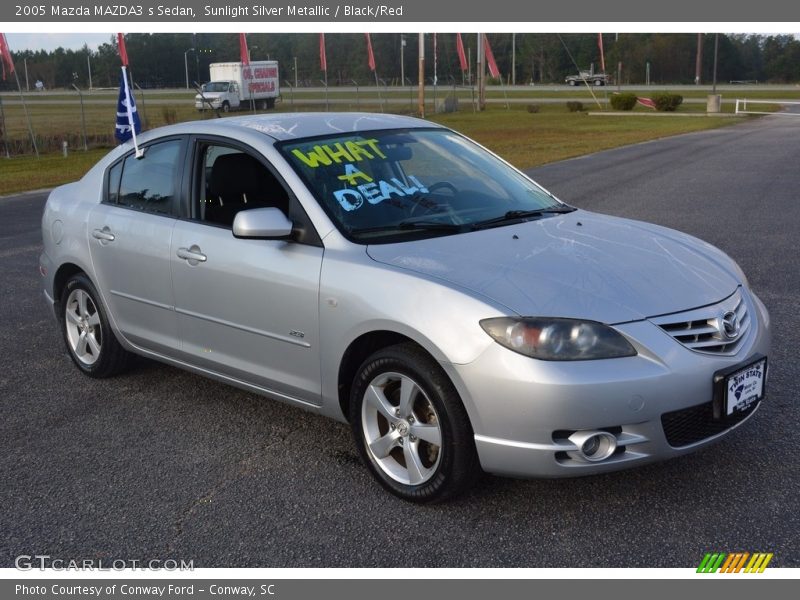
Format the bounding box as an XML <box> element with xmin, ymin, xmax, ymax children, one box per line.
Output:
<box><xmin>722</xmin><ymin>358</ymin><xmax>767</xmax><ymax>417</ymax></box>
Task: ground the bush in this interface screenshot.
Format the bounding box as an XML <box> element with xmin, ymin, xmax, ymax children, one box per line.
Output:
<box><xmin>566</xmin><ymin>101</ymin><xmax>584</xmax><ymax>112</ymax></box>
<box><xmin>652</xmin><ymin>93</ymin><xmax>684</xmax><ymax>112</ymax></box>
<box><xmin>526</xmin><ymin>104</ymin><xmax>541</xmax><ymax>114</ymax></box>
<box><xmin>610</xmin><ymin>93</ymin><xmax>637</xmax><ymax>111</ymax></box>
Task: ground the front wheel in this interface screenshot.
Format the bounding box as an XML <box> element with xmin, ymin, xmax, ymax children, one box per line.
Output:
<box><xmin>221</xmin><ymin>101</ymin><xmax>230</xmax><ymax>113</ymax></box>
<box><xmin>60</xmin><ymin>273</ymin><xmax>131</xmax><ymax>378</ymax></box>
<box><xmin>350</xmin><ymin>343</ymin><xmax>479</xmax><ymax>503</ymax></box>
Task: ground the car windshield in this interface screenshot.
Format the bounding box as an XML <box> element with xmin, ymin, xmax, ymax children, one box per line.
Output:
<box><xmin>203</xmin><ymin>82</ymin><xmax>230</xmax><ymax>93</ymax></box>
<box><xmin>279</xmin><ymin>128</ymin><xmax>569</xmax><ymax>243</ymax></box>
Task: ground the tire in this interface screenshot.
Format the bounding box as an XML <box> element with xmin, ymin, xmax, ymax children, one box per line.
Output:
<box><xmin>266</xmin><ymin>98</ymin><xmax>276</xmax><ymax>110</ymax></box>
<box><xmin>221</xmin><ymin>101</ymin><xmax>230</xmax><ymax>113</ymax></box>
<box><xmin>568</xmin><ymin>79</ymin><xmax>577</xmax><ymax>86</ymax></box>
<box><xmin>594</xmin><ymin>79</ymin><xmax>604</xmax><ymax>86</ymax></box>
<box><xmin>59</xmin><ymin>273</ymin><xmax>131</xmax><ymax>378</ymax></box>
<box><xmin>349</xmin><ymin>343</ymin><xmax>479</xmax><ymax>503</ymax></box>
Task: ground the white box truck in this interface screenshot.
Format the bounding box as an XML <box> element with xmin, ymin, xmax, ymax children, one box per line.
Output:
<box><xmin>195</xmin><ymin>61</ymin><xmax>280</xmax><ymax>112</ymax></box>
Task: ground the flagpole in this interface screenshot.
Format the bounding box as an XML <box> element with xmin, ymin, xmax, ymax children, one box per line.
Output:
<box><xmin>13</xmin><ymin>68</ymin><xmax>38</xmax><ymax>158</ymax></box>
<box><xmin>121</xmin><ymin>66</ymin><xmax>142</xmax><ymax>158</ymax></box>
<box><xmin>0</xmin><ymin>95</ymin><xmax>10</xmax><ymax>158</ymax></box>
<box><xmin>418</xmin><ymin>33</ymin><xmax>425</xmax><ymax>118</ymax></box>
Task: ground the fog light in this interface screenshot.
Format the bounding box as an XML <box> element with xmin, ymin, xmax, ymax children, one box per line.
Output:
<box><xmin>567</xmin><ymin>430</ymin><xmax>618</xmax><ymax>462</ymax></box>
<box><xmin>581</xmin><ymin>436</ymin><xmax>600</xmax><ymax>457</ymax></box>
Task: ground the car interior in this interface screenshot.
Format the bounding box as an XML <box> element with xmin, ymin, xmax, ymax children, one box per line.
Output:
<box><xmin>200</xmin><ymin>146</ymin><xmax>290</xmax><ymax>227</ymax></box>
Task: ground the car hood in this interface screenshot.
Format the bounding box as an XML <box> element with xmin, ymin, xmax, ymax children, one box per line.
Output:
<box><xmin>365</xmin><ymin>210</ymin><xmax>741</xmax><ymax>324</ymax></box>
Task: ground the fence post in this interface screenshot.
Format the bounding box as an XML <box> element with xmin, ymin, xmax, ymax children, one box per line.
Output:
<box><xmin>0</xmin><ymin>96</ymin><xmax>9</xmax><ymax>158</ymax></box>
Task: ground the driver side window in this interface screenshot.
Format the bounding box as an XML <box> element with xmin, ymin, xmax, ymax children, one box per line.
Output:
<box><xmin>195</xmin><ymin>143</ymin><xmax>290</xmax><ymax>228</ymax></box>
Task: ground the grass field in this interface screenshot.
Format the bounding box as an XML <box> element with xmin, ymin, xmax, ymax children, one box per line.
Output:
<box><xmin>0</xmin><ymin>91</ymin><xmax>776</xmax><ymax>196</ymax></box>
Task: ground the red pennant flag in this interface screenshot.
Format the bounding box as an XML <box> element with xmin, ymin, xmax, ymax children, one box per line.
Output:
<box><xmin>365</xmin><ymin>33</ymin><xmax>376</xmax><ymax>72</ymax></box>
<box><xmin>0</xmin><ymin>33</ymin><xmax>15</xmax><ymax>80</ymax></box>
<box><xmin>636</xmin><ymin>96</ymin><xmax>656</xmax><ymax>110</ymax></box>
<box><xmin>598</xmin><ymin>33</ymin><xmax>606</xmax><ymax>73</ymax></box>
<box><xmin>456</xmin><ymin>33</ymin><xmax>468</xmax><ymax>72</ymax></box>
<box><xmin>484</xmin><ymin>35</ymin><xmax>500</xmax><ymax>79</ymax></box>
<box><xmin>239</xmin><ymin>33</ymin><xmax>250</xmax><ymax>66</ymax></box>
<box><xmin>117</xmin><ymin>33</ymin><xmax>129</xmax><ymax>67</ymax></box>
<box><xmin>319</xmin><ymin>33</ymin><xmax>327</xmax><ymax>72</ymax></box>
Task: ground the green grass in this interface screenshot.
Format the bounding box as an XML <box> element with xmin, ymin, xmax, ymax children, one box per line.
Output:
<box><xmin>0</xmin><ymin>99</ymin><xmax>769</xmax><ymax>196</ymax></box>
<box><xmin>430</xmin><ymin>105</ymin><xmax>742</xmax><ymax>169</ymax></box>
<box><xmin>0</xmin><ymin>149</ymin><xmax>108</xmax><ymax>196</ymax></box>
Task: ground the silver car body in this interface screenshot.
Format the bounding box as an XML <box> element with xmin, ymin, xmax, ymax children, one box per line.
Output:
<box><xmin>40</xmin><ymin>113</ymin><xmax>771</xmax><ymax>479</ymax></box>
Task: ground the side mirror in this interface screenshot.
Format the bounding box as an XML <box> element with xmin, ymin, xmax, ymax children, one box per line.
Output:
<box><xmin>232</xmin><ymin>207</ymin><xmax>293</xmax><ymax>240</ymax></box>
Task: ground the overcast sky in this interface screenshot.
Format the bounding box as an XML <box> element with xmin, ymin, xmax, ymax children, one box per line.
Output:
<box><xmin>6</xmin><ymin>33</ymin><xmax>115</xmax><ymax>52</ymax></box>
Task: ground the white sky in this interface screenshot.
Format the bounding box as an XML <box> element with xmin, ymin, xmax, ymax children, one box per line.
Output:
<box><xmin>6</xmin><ymin>33</ymin><xmax>115</xmax><ymax>52</ymax></box>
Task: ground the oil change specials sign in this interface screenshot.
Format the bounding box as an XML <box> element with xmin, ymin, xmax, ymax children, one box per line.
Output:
<box><xmin>3</xmin><ymin>0</ymin><xmax>795</xmax><ymax>22</ymax></box>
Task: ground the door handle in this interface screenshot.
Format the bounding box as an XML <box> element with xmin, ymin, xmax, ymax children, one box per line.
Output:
<box><xmin>177</xmin><ymin>246</ymin><xmax>207</xmax><ymax>263</ymax></box>
<box><xmin>91</xmin><ymin>228</ymin><xmax>115</xmax><ymax>242</ymax></box>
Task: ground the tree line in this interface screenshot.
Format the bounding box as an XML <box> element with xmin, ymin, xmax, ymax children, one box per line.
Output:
<box><xmin>2</xmin><ymin>32</ymin><xmax>799</xmax><ymax>91</ymax></box>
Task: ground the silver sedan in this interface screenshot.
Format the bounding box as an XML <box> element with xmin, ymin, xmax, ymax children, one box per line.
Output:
<box><xmin>40</xmin><ymin>113</ymin><xmax>770</xmax><ymax>502</ymax></box>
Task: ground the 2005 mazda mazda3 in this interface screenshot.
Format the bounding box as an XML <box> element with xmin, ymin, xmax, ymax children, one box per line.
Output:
<box><xmin>40</xmin><ymin>113</ymin><xmax>770</xmax><ymax>502</ymax></box>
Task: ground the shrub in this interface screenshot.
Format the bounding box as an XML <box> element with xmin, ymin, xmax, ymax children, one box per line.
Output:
<box><xmin>566</xmin><ymin>101</ymin><xmax>584</xmax><ymax>112</ymax></box>
<box><xmin>652</xmin><ymin>93</ymin><xmax>684</xmax><ymax>112</ymax></box>
<box><xmin>610</xmin><ymin>93</ymin><xmax>637</xmax><ymax>111</ymax></box>
<box><xmin>526</xmin><ymin>104</ymin><xmax>541</xmax><ymax>114</ymax></box>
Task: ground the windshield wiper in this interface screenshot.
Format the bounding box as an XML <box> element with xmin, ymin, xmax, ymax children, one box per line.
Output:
<box><xmin>471</xmin><ymin>206</ymin><xmax>576</xmax><ymax>230</ymax></box>
<box><xmin>350</xmin><ymin>220</ymin><xmax>466</xmax><ymax>236</ymax></box>
<box><xmin>397</xmin><ymin>220</ymin><xmax>466</xmax><ymax>231</ymax></box>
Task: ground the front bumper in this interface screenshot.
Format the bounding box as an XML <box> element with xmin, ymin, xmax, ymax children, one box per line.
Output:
<box><xmin>444</xmin><ymin>288</ymin><xmax>771</xmax><ymax>478</ymax></box>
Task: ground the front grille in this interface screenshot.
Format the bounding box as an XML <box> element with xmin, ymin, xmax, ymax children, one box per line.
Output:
<box><xmin>651</xmin><ymin>289</ymin><xmax>750</xmax><ymax>355</ymax></box>
<box><xmin>661</xmin><ymin>400</ymin><xmax>758</xmax><ymax>447</ymax></box>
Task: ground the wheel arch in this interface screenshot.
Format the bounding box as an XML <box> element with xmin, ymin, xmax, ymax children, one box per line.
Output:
<box><xmin>52</xmin><ymin>262</ymin><xmax>90</xmax><ymax>304</ymax></box>
<box><xmin>337</xmin><ymin>330</ymin><xmax>438</xmax><ymax>420</ymax></box>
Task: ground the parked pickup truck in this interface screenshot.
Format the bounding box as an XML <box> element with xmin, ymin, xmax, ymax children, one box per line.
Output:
<box><xmin>565</xmin><ymin>71</ymin><xmax>610</xmax><ymax>86</ymax></box>
<box><xmin>195</xmin><ymin>61</ymin><xmax>280</xmax><ymax>112</ymax></box>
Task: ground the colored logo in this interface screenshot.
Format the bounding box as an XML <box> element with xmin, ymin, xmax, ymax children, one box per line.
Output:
<box><xmin>697</xmin><ymin>552</ymin><xmax>773</xmax><ymax>573</ymax></box>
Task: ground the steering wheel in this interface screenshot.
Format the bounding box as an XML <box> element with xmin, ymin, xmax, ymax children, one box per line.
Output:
<box><xmin>407</xmin><ymin>181</ymin><xmax>458</xmax><ymax>218</ymax></box>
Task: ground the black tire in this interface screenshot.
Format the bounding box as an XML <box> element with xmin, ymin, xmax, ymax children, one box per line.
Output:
<box><xmin>594</xmin><ymin>79</ymin><xmax>604</xmax><ymax>86</ymax></box>
<box><xmin>221</xmin><ymin>101</ymin><xmax>230</xmax><ymax>113</ymax></box>
<box><xmin>349</xmin><ymin>343</ymin><xmax>479</xmax><ymax>503</ymax></box>
<box><xmin>568</xmin><ymin>79</ymin><xmax>577</xmax><ymax>86</ymax></box>
<box><xmin>59</xmin><ymin>273</ymin><xmax>131</xmax><ymax>378</ymax></box>
<box><xmin>266</xmin><ymin>98</ymin><xmax>276</xmax><ymax>110</ymax></box>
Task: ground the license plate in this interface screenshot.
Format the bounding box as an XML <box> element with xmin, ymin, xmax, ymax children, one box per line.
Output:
<box><xmin>717</xmin><ymin>357</ymin><xmax>767</xmax><ymax>419</ymax></box>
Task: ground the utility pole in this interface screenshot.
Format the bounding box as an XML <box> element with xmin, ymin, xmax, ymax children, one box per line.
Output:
<box><xmin>712</xmin><ymin>33</ymin><xmax>719</xmax><ymax>94</ymax></box>
<box><xmin>400</xmin><ymin>35</ymin><xmax>406</xmax><ymax>85</ymax></box>
<box><xmin>511</xmin><ymin>33</ymin><xmax>516</xmax><ymax>86</ymax></box>
<box><xmin>477</xmin><ymin>33</ymin><xmax>486</xmax><ymax>110</ymax></box>
<box><xmin>418</xmin><ymin>33</ymin><xmax>425</xmax><ymax>118</ymax></box>
<box><xmin>695</xmin><ymin>33</ymin><xmax>703</xmax><ymax>85</ymax></box>
<box><xmin>87</xmin><ymin>54</ymin><xmax>92</xmax><ymax>89</ymax></box>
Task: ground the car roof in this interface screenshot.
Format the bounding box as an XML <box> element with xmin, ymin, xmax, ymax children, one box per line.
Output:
<box><xmin>157</xmin><ymin>112</ymin><xmax>441</xmax><ymax>142</ymax></box>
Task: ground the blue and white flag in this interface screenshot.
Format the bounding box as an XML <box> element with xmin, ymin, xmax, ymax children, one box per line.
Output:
<box><xmin>115</xmin><ymin>69</ymin><xmax>141</xmax><ymax>144</ymax></box>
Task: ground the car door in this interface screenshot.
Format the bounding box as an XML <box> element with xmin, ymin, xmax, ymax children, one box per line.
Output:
<box><xmin>170</xmin><ymin>139</ymin><xmax>324</xmax><ymax>405</ymax></box>
<box><xmin>88</xmin><ymin>137</ymin><xmax>187</xmax><ymax>354</ymax></box>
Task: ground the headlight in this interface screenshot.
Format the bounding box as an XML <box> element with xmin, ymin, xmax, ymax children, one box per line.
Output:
<box><xmin>479</xmin><ymin>317</ymin><xmax>636</xmax><ymax>361</ymax></box>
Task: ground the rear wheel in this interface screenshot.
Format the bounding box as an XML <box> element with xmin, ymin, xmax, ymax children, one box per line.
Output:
<box><xmin>60</xmin><ymin>273</ymin><xmax>131</xmax><ymax>378</ymax></box>
<box><xmin>350</xmin><ymin>343</ymin><xmax>479</xmax><ymax>503</ymax></box>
